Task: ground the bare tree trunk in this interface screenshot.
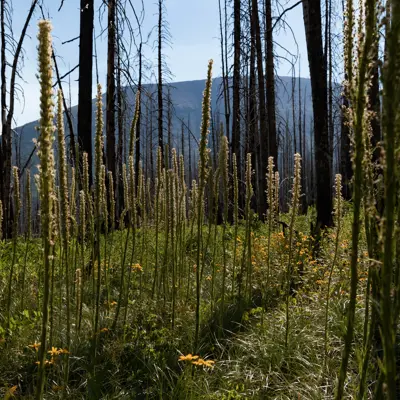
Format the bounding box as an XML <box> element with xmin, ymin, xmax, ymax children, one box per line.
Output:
<box><xmin>136</xmin><ymin>43</ymin><xmax>142</xmax><ymax>187</ymax></box>
<box><xmin>78</xmin><ymin>0</ymin><xmax>94</xmax><ymax>187</ymax></box>
<box><xmin>1</xmin><ymin>0</ymin><xmax>9</xmax><ymax>238</ymax></box>
<box><xmin>232</xmin><ymin>0</ymin><xmax>241</xmax><ymax>181</ymax></box>
<box><xmin>292</xmin><ymin>69</ymin><xmax>297</xmax><ymax>154</ymax></box>
<box><xmin>265</xmin><ymin>0</ymin><xmax>278</xmax><ymax>163</ymax></box>
<box><xmin>188</xmin><ymin>115</ymin><xmax>192</xmax><ymax>185</ymax></box>
<box><xmin>167</xmin><ymin>87</ymin><xmax>172</xmax><ymax>166</ymax></box>
<box><xmin>116</xmin><ymin>22</ymin><xmax>124</xmax><ymax>216</ymax></box>
<box><xmin>340</xmin><ymin>77</ymin><xmax>352</xmax><ymax>200</ymax></box>
<box><xmin>218</xmin><ymin>0</ymin><xmax>231</xmax><ymax>144</ymax></box>
<box><xmin>106</xmin><ymin>0</ymin><xmax>116</xmax><ymax>190</ymax></box>
<box><xmin>1</xmin><ymin>0</ymin><xmax>38</xmax><ymax>237</ymax></box>
<box><xmin>150</xmin><ymin>95</ymin><xmax>154</xmax><ymax>181</ymax></box>
<box><xmin>157</xmin><ymin>0</ymin><xmax>164</xmax><ymax>159</ymax></box>
<box><xmin>302</xmin><ymin>0</ymin><xmax>332</xmax><ymax>229</ymax></box>
<box><xmin>251</xmin><ymin>0</ymin><xmax>267</xmax><ymax>219</ymax></box>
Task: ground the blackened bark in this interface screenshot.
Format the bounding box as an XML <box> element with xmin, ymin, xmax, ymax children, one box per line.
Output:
<box><xmin>302</xmin><ymin>0</ymin><xmax>333</xmax><ymax>228</ymax></box>
<box><xmin>251</xmin><ymin>0</ymin><xmax>266</xmax><ymax>218</ymax></box>
<box><xmin>78</xmin><ymin>0</ymin><xmax>94</xmax><ymax>187</ymax></box>
<box><xmin>232</xmin><ymin>0</ymin><xmax>241</xmax><ymax>178</ymax></box>
<box><xmin>106</xmin><ymin>0</ymin><xmax>116</xmax><ymax>188</ymax></box>
<box><xmin>157</xmin><ymin>0</ymin><xmax>164</xmax><ymax>160</ymax></box>
<box><xmin>136</xmin><ymin>43</ymin><xmax>142</xmax><ymax>188</ymax></box>
<box><xmin>116</xmin><ymin>22</ymin><xmax>124</xmax><ymax>216</ymax></box>
<box><xmin>340</xmin><ymin>79</ymin><xmax>352</xmax><ymax>200</ymax></box>
<box><xmin>265</xmin><ymin>0</ymin><xmax>278</xmax><ymax>163</ymax></box>
<box><xmin>1</xmin><ymin>0</ymin><xmax>10</xmax><ymax>238</ymax></box>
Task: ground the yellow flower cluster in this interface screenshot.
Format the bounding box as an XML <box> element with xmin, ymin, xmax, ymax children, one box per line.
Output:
<box><xmin>192</xmin><ymin>358</ymin><xmax>215</xmax><ymax>368</ymax></box>
<box><xmin>131</xmin><ymin>263</ymin><xmax>143</xmax><ymax>272</ymax></box>
<box><xmin>28</xmin><ymin>341</ymin><xmax>41</xmax><ymax>351</ymax></box>
<box><xmin>48</xmin><ymin>346</ymin><xmax>69</xmax><ymax>356</ymax></box>
<box><xmin>179</xmin><ymin>354</ymin><xmax>198</xmax><ymax>361</ymax></box>
<box><xmin>178</xmin><ymin>354</ymin><xmax>215</xmax><ymax>368</ymax></box>
<box><xmin>33</xmin><ymin>346</ymin><xmax>69</xmax><ymax>366</ymax></box>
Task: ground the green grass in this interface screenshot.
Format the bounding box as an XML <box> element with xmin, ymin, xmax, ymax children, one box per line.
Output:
<box><xmin>0</xmin><ymin>207</ymin><xmax>374</xmax><ymax>399</ymax></box>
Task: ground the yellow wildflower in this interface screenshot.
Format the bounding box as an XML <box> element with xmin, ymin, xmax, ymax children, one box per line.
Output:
<box><xmin>179</xmin><ymin>354</ymin><xmax>199</xmax><ymax>362</ymax></box>
<box><xmin>131</xmin><ymin>263</ymin><xmax>143</xmax><ymax>272</ymax></box>
<box><xmin>28</xmin><ymin>341</ymin><xmax>41</xmax><ymax>351</ymax></box>
<box><xmin>5</xmin><ymin>385</ymin><xmax>17</xmax><ymax>398</ymax></box>
<box><xmin>48</xmin><ymin>347</ymin><xmax>60</xmax><ymax>357</ymax></box>
<box><xmin>35</xmin><ymin>359</ymin><xmax>53</xmax><ymax>366</ymax></box>
<box><xmin>191</xmin><ymin>358</ymin><xmax>215</xmax><ymax>368</ymax></box>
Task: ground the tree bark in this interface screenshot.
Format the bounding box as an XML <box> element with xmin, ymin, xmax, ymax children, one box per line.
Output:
<box><xmin>302</xmin><ymin>0</ymin><xmax>333</xmax><ymax>228</ymax></box>
<box><xmin>251</xmin><ymin>0</ymin><xmax>267</xmax><ymax>219</ymax></box>
<box><xmin>106</xmin><ymin>0</ymin><xmax>116</xmax><ymax>188</ymax></box>
<box><xmin>265</xmin><ymin>0</ymin><xmax>278</xmax><ymax>164</ymax></box>
<box><xmin>78</xmin><ymin>0</ymin><xmax>94</xmax><ymax>187</ymax></box>
<box><xmin>157</xmin><ymin>0</ymin><xmax>164</xmax><ymax>160</ymax></box>
<box><xmin>232</xmin><ymin>0</ymin><xmax>241</xmax><ymax>182</ymax></box>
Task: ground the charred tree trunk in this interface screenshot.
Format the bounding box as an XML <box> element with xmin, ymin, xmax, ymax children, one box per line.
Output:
<box><xmin>302</xmin><ymin>0</ymin><xmax>332</xmax><ymax>229</ymax></box>
<box><xmin>157</xmin><ymin>0</ymin><xmax>164</xmax><ymax>160</ymax></box>
<box><xmin>232</xmin><ymin>0</ymin><xmax>242</xmax><ymax>189</ymax></box>
<box><xmin>136</xmin><ymin>43</ymin><xmax>143</xmax><ymax>188</ymax></box>
<box><xmin>116</xmin><ymin>22</ymin><xmax>124</xmax><ymax>216</ymax></box>
<box><xmin>1</xmin><ymin>0</ymin><xmax>37</xmax><ymax>237</ymax></box>
<box><xmin>340</xmin><ymin>77</ymin><xmax>352</xmax><ymax>200</ymax></box>
<box><xmin>265</xmin><ymin>0</ymin><xmax>278</xmax><ymax>163</ymax></box>
<box><xmin>251</xmin><ymin>0</ymin><xmax>268</xmax><ymax>219</ymax></box>
<box><xmin>106</xmin><ymin>0</ymin><xmax>116</xmax><ymax>193</ymax></box>
<box><xmin>249</xmin><ymin>0</ymin><xmax>257</xmax><ymax>206</ymax></box>
<box><xmin>78</xmin><ymin>0</ymin><xmax>94</xmax><ymax>187</ymax></box>
<box><xmin>0</xmin><ymin>0</ymin><xmax>10</xmax><ymax>238</ymax></box>
<box><xmin>218</xmin><ymin>0</ymin><xmax>231</xmax><ymax>144</ymax></box>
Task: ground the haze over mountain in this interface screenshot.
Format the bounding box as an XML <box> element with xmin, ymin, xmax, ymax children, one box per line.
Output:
<box><xmin>13</xmin><ymin>76</ymin><xmax>313</xmax><ymax>171</ymax></box>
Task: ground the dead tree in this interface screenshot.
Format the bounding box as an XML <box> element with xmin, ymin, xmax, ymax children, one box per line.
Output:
<box><xmin>77</xmin><ymin>0</ymin><xmax>94</xmax><ymax>187</ymax></box>
<box><xmin>106</xmin><ymin>0</ymin><xmax>117</xmax><ymax>194</ymax></box>
<box><xmin>302</xmin><ymin>0</ymin><xmax>333</xmax><ymax>229</ymax></box>
<box><xmin>0</xmin><ymin>0</ymin><xmax>38</xmax><ymax>238</ymax></box>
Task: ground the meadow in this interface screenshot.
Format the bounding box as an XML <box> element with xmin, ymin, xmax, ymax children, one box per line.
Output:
<box><xmin>0</xmin><ymin>14</ymin><xmax>396</xmax><ymax>399</ymax></box>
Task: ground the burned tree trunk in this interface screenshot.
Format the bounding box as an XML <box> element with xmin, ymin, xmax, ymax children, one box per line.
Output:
<box><xmin>78</xmin><ymin>0</ymin><xmax>94</xmax><ymax>187</ymax></box>
<box><xmin>302</xmin><ymin>0</ymin><xmax>333</xmax><ymax>229</ymax></box>
<box><xmin>106</xmin><ymin>0</ymin><xmax>116</xmax><ymax>191</ymax></box>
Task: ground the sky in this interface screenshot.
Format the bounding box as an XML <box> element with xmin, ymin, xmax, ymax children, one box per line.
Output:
<box><xmin>11</xmin><ymin>0</ymin><xmax>309</xmax><ymax>127</ymax></box>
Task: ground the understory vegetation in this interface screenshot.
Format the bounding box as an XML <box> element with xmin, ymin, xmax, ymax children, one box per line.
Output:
<box><xmin>1</xmin><ymin>0</ymin><xmax>400</xmax><ymax>396</ymax></box>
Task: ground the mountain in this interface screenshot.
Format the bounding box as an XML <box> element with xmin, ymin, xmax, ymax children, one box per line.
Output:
<box><xmin>13</xmin><ymin>76</ymin><xmax>313</xmax><ymax>172</ymax></box>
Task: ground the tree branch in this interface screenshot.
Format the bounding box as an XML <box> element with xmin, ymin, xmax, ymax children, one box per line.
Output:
<box><xmin>51</xmin><ymin>64</ymin><xmax>79</xmax><ymax>87</ymax></box>
<box><xmin>272</xmin><ymin>0</ymin><xmax>302</xmax><ymax>31</ymax></box>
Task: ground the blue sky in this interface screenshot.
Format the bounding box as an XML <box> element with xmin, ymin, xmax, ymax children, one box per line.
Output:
<box><xmin>12</xmin><ymin>0</ymin><xmax>308</xmax><ymax>127</ymax></box>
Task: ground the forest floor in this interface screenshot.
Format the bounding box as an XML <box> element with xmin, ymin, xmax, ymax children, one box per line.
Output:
<box><xmin>0</xmin><ymin>206</ymin><xmax>374</xmax><ymax>399</ymax></box>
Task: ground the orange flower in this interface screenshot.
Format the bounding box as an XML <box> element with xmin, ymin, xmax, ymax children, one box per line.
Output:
<box><xmin>191</xmin><ymin>358</ymin><xmax>215</xmax><ymax>368</ymax></box>
<box><xmin>28</xmin><ymin>341</ymin><xmax>41</xmax><ymax>351</ymax></box>
<box><xmin>131</xmin><ymin>263</ymin><xmax>143</xmax><ymax>272</ymax></box>
<box><xmin>48</xmin><ymin>347</ymin><xmax>60</xmax><ymax>357</ymax></box>
<box><xmin>178</xmin><ymin>354</ymin><xmax>199</xmax><ymax>362</ymax></box>
<box><xmin>6</xmin><ymin>385</ymin><xmax>17</xmax><ymax>397</ymax></box>
<box><xmin>35</xmin><ymin>359</ymin><xmax>53</xmax><ymax>366</ymax></box>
